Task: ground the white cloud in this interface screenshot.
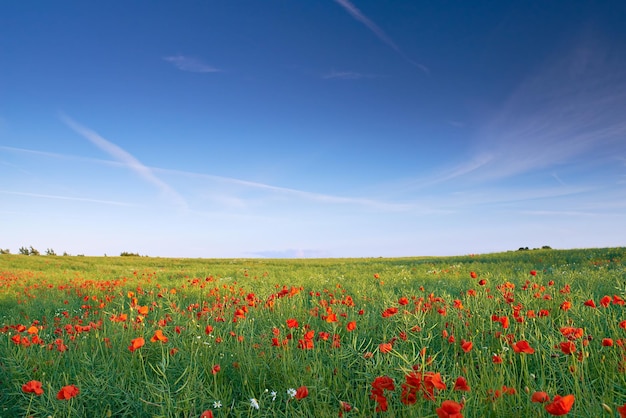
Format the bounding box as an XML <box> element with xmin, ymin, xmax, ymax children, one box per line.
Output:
<box><xmin>333</xmin><ymin>0</ymin><xmax>428</xmax><ymax>73</ymax></box>
<box><xmin>323</xmin><ymin>70</ymin><xmax>382</xmax><ymax>80</ymax></box>
<box><xmin>163</xmin><ymin>55</ymin><xmax>221</xmax><ymax>73</ymax></box>
<box><xmin>60</xmin><ymin>115</ymin><xmax>188</xmax><ymax>211</ymax></box>
<box><xmin>0</xmin><ymin>190</ymin><xmax>135</xmax><ymax>207</ymax></box>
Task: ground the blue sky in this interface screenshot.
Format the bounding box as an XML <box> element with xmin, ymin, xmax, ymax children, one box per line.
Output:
<box><xmin>1</xmin><ymin>1</ymin><xmax>625</xmax><ymax>258</ymax></box>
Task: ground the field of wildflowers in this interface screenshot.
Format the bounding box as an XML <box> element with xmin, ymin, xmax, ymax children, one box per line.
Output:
<box><xmin>1</xmin><ymin>248</ymin><xmax>625</xmax><ymax>417</ymax></box>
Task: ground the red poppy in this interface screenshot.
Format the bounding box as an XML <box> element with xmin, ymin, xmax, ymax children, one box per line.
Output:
<box><xmin>453</xmin><ymin>376</ymin><xmax>470</xmax><ymax>392</ymax></box>
<box><xmin>492</xmin><ymin>354</ymin><xmax>503</xmax><ymax>364</ymax></box>
<box><xmin>559</xmin><ymin>341</ymin><xmax>576</xmax><ymax>355</ymax></box>
<box><xmin>600</xmin><ymin>295</ymin><xmax>611</xmax><ymax>307</ymax></box>
<box><xmin>531</xmin><ymin>391</ymin><xmax>550</xmax><ymax>403</ymax></box>
<box><xmin>22</xmin><ymin>380</ymin><xmax>44</xmax><ymax>396</ymax></box>
<box><xmin>200</xmin><ymin>410</ymin><xmax>214</xmax><ymax>418</ymax></box>
<box><xmin>346</xmin><ymin>321</ymin><xmax>357</xmax><ymax>332</ymax></box>
<box><xmin>545</xmin><ymin>394</ymin><xmax>575</xmax><ymax>416</ymax></box>
<box><xmin>602</xmin><ymin>338</ymin><xmax>613</xmax><ymax>347</ymax></box>
<box><xmin>211</xmin><ymin>364</ymin><xmax>220</xmax><ymax>375</ymax></box>
<box><xmin>530</xmin><ymin>270</ymin><xmax>537</xmax><ymax>276</ymax></box>
<box><xmin>436</xmin><ymin>400</ymin><xmax>464</xmax><ymax>418</ymax></box>
<box><xmin>339</xmin><ymin>400</ymin><xmax>353</xmax><ymax>412</ymax></box>
<box><xmin>295</xmin><ymin>386</ymin><xmax>308</xmax><ymax>399</ymax></box>
<box><xmin>618</xmin><ymin>403</ymin><xmax>626</xmax><ymax>418</ymax></box>
<box><xmin>470</xmin><ymin>271</ymin><xmax>477</xmax><ymax>279</ymax></box>
<box><xmin>382</xmin><ymin>307</ymin><xmax>399</xmax><ymax>318</ymax></box>
<box><xmin>379</xmin><ymin>342</ymin><xmax>393</xmax><ymax>353</ymax></box>
<box><xmin>371</xmin><ymin>376</ymin><xmax>394</xmax><ymax>412</ymax></box>
<box><xmin>150</xmin><ymin>329</ymin><xmax>168</xmax><ymax>343</ymax></box>
<box><xmin>56</xmin><ymin>384</ymin><xmax>80</xmax><ymax>400</ymax></box>
<box><xmin>372</xmin><ymin>376</ymin><xmax>395</xmax><ymax>391</ymax></box>
<box><xmin>286</xmin><ymin>318</ymin><xmax>299</xmax><ymax>328</ymax></box>
<box><xmin>583</xmin><ymin>299</ymin><xmax>596</xmax><ymax>308</ymax></box>
<box><xmin>128</xmin><ymin>337</ymin><xmax>145</xmax><ymax>352</ymax></box>
<box><xmin>460</xmin><ymin>339</ymin><xmax>473</xmax><ymax>353</ymax></box>
<box><xmin>512</xmin><ymin>340</ymin><xmax>535</xmax><ymax>354</ymax></box>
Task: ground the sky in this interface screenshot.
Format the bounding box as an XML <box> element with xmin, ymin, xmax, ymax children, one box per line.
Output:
<box><xmin>1</xmin><ymin>1</ymin><xmax>626</xmax><ymax>258</ymax></box>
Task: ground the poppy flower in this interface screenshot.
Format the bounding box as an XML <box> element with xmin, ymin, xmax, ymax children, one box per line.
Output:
<box><xmin>128</xmin><ymin>337</ymin><xmax>145</xmax><ymax>352</ymax></box>
<box><xmin>200</xmin><ymin>411</ymin><xmax>214</xmax><ymax>418</ymax></box>
<box><xmin>346</xmin><ymin>321</ymin><xmax>357</xmax><ymax>332</ymax></box>
<box><xmin>436</xmin><ymin>399</ymin><xmax>464</xmax><ymax>418</ymax></box>
<box><xmin>294</xmin><ymin>386</ymin><xmax>308</xmax><ymax>399</ymax></box>
<box><xmin>211</xmin><ymin>364</ymin><xmax>221</xmax><ymax>375</ymax></box>
<box><xmin>150</xmin><ymin>329</ymin><xmax>168</xmax><ymax>343</ymax></box>
<box><xmin>617</xmin><ymin>403</ymin><xmax>626</xmax><ymax>418</ymax></box>
<box><xmin>56</xmin><ymin>384</ymin><xmax>80</xmax><ymax>400</ymax></box>
<box><xmin>602</xmin><ymin>338</ymin><xmax>613</xmax><ymax>347</ymax></box>
<box><xmin>460</xmin><ymin>339</ymin><xmax>473</xmax><ymax>353</ymax></box>
<box><xmin>339</xmin><ymin>400</ymin><xmax>353</xmax><ymax>412</ymax></box>
<box><xmin>470</xmin><ymin>271</ymin><xmax>477</xmax><ymax>279</ymax></box>
<box><xmin>559</xmin><ymin>341</ymin><xmax>576</xmax><ymax>355</ymax></box>
<box><xmin>286</xmin><ymin>318</ymin><xmax>299</xmax><ymax>328</ymax></box>
<box><xmin>382</xmin><ymin>307</ymin><xmax>399</xmax><ymax>318</ymax></box>
<box><xmin>22</xmin><ymin>380</ymin><xmax>44</xmax><ymax>396</ymax></box>
<box><xmin>453</xmin><ymin>376</ymin><xmax>470</xmax><ymax>392</ymax></box>
<box><xmin>530</xmin><ymin>270</ymin><xmax>537</xmax><ymax>276</ymax></box>
<box><xmin>372</xmin><ymin>376</ymin><xmax>395</xmax><ymax>391</ymax></box>
<box><xmin>583</xmin><ymin>299</ymin><xmax>596</xmax><ymax>308</ymax></box>
<box><xmin>531</xmin><ymin>391</ymin><xmax>550</xmax><ymax>403</ymax></box>
<box><xmin>544</xmin><ymin>394</ymin><xmax>575</xmax><ymax>415</ymax></box>
<box><xmin>600</xmin><ymin>295</ymin><xmax>611</xmax><ymax>307</ymax></box>
<box><xmin>379</xmin><ymin>342</ymin><xmax>393</xmax><ymax>353</ymax></box>
<box><xmin>512</xmin><ymin>340</ymin><xmax>535</xmax><ymax>354</ymax></box>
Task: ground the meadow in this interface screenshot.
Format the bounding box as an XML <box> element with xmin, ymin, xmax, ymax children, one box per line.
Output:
<box><xmin>1</xmin><ymin>247</ymin><xmax>625</xmax><ymax>417</ymax></box>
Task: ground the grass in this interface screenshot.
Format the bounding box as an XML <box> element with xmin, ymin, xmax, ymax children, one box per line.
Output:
<box><xmin>0</xmin><ymin>247</ymin><xmax>625</xmax><ymax>417</ymax></box>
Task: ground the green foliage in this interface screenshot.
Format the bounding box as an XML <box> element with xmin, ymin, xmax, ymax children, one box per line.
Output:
<box><xmin>120</xmin><ymin>251</ymin><xmax>141</xmax><ymax>257</ymax></box>
<box><xmin>0</xmin><ymin>247</ymin><xmax>624</xmax><ymax>417</ymax></box>
<box><xmin>45</xmin><ymin>248</ymin><xmax>57</xmax><ymax>256</ymax></box>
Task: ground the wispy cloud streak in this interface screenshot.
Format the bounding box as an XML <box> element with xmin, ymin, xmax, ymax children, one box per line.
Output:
<box><xmin>0</xmin><ymin>190</ymin><xmax>135</xmax><ymax>207</ymax></box>
<box><xmin>323</xmin><ymin>70</ymin><xmax>383</xmax><ymax>80</ymax></box>
<box><xmin>470</xmin><ymin>40</ymin><xmax>626</xmax><ymax>182</ymax></box>
<box><xmin>60</xmin><ymin>115</ymin><xmax>188</xmax><ymax>210</ymax></box>
<box><xmin>333</xmin><ymin>0</ymin><xmax>428</xmax><ymax>73</ymax></box>
<box><xmin>163</xmin><ymin>55</ymin><xmax>220</xmax><ymax>73</ymax></box>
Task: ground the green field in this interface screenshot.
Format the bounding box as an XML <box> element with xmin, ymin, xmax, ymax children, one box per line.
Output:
<box><xmin>1</xmin><ymin>248</ymin><xmax>625</xmax><ymax>417</ymax></box>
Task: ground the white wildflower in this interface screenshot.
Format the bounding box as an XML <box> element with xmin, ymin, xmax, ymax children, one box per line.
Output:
<box><xmin>213</xmin><ymin>400</ymin><xmax>222</xmax><ymax>409</ymax></box>
<box><xmin>287</xmin><ymin>388</ymin><xmax>297</xmax><ymax>398</ymax></box>
<box><xmin>270</xmin><ymin>391</ymin><xmax>277</xmax><ymax>401</ymax></box>
<box><xmin>250</xmin><ymin>398</ymin><xmax>259</xmax><ymax>410</ymax></box>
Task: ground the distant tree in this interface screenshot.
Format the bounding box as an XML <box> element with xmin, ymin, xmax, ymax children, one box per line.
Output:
<box><xmin>29</xmin><ymin>246</ymin><xmax>40</xmax><ymax>256</ymax></box>
<box><xmin>542</xmin><ymin>245</ymin><xmax>552</xmax><ymax>250</ymax></box>
<box><xmin>19</xmin><ymin>246</ymin><xmax>30</xmax><ymax>255</ymax></box>
<box><xmin>63</xmin><ymin>251</ymin><xmax>70</xmax><ymax>256</ymax></box>
<box><xmin>0</xmin><ymin>248</ymin><xmax>10</xmax><ymax>254</ymax></box>
<box><xmin>120</xmin><ymin>251</ymin><xmax>141</xmax><ymax>257</ymax></box>
<box><xmin>45</xmin><ymin>248</ymin><xmax>57</xmax><ymax>256</ymax></box>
